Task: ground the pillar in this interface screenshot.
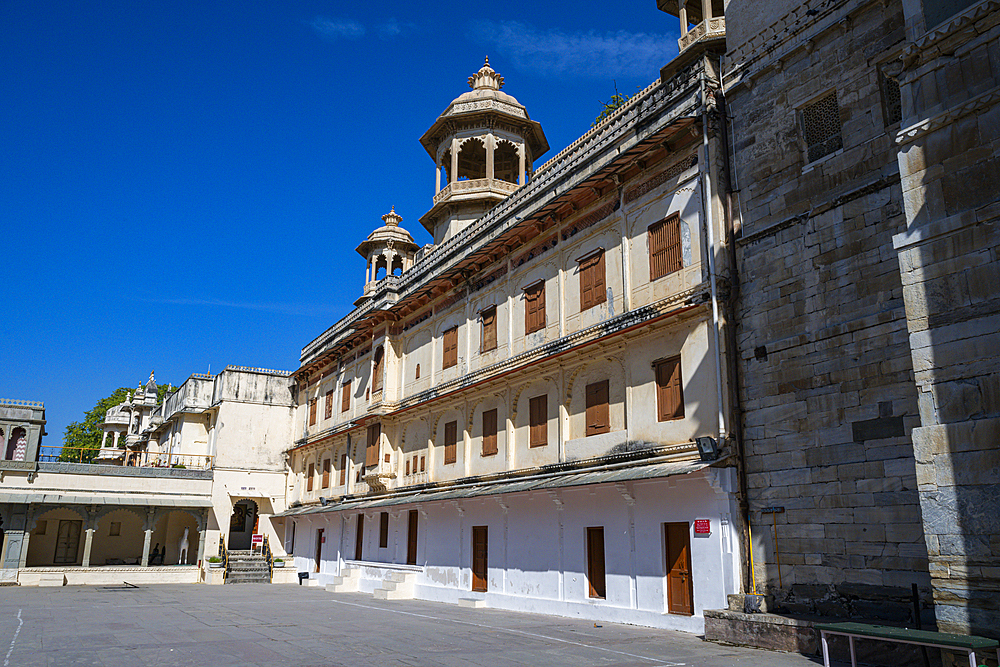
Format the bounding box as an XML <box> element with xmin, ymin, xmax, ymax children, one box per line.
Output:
<box><xmin>81</xmin><ymin>528</ymin><xmax>94</xmax><ymax>567</ymax></box>
<box><xmin>113</xmin><ymin>431</ymin><xmax>120</xmax><ymax>448</ymax></box>
<box><xmin>702</xmin><ymin>0</ymin><xmax>712</xmax><ymax>21</ymax></box>
<box><xmin>101</xmin><ymin>431</ymin><xmax>108</xmax><ymax>448</ymax></box>
<box><xmin>451</xmin><ymin>138</ymin><xmax>460</xmax><ymax>183</ymax></box>
<box><xmin>518</xmin><ymin>143</ymin><xmax>526</xmax><ymax>185</ymax></box>
<box><xmin>141</xmin><ymin>528</ymin><xmax>153</xmax><ymax>567</ymax></box>
<box><xmin>486</xmin><ymin>134</ymin><xmax>495</xmax><ymax>181</ymax></box>
<box><xmin>679</xmin><ymin>0</ymin><xmax>688</xmax><ymax>34</ymax></box>
<box><xmin>17</xmin><ymin>532</ymin><xmax>30</xmax><ymax>569</ymax></box>
<box><xmin>435</xmin><ymin>164</ymin><xmax>442</xmax><ymax>193</ymax></box>
<box><xmin>196</xmin><ymin>525</ymin><xmax>207</xmax><ymax>566</ymax></box>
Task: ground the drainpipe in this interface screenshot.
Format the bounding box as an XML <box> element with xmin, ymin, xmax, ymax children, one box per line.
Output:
<box><xmin>715</xmin><ymin>55</ymin><xmax>753</xmax><ymax>596</ymax></box>
<box><xmin>700</xmin><ymin>73</ymin><xmax>727</xmax><ymax>443</ymax></box>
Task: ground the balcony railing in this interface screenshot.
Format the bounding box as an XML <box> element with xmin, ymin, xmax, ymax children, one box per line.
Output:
<box><xmin>432</xmin><ymin>178</ymin><xmax>520</xmax><ymax>205</ymax></box>
<box><xmin>57</xmin><ymin>446</ymin><xmax>214</xmax><ymax>470</ymax></box>
<box><xmin>678</xmin><ymin>17</ymin><xmax>726</xmax><ymax>52</ymax></box>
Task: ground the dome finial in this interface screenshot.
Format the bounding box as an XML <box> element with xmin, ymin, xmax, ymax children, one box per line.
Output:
<box><xmin>468</xmin><ymin>57</ymin><xmax>504</xmax><ymax>91</ymax></box>
<box><xmin>382</xmin><ymin>206</ymin><xmax>402</xmax><ymax>227</ymax></box>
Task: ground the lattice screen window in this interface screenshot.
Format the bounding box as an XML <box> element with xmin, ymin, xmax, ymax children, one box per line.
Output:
<box><xmin>880</xmin><ymin>68</ymin><xmax>902</xmax><ymax>127</ymax></box>
<box><xmin>801</xmin><ymin>93</ymin><xmax>843</xmax><ymax>163</ymax></box>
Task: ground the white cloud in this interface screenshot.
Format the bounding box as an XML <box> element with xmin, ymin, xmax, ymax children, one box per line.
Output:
<box><xmin>470</xmin><ymin>20</ymin><xmax>674</xmax><ymax>79</ymax></box>
<box><xmin>310</xmin><ymin>17</ymin><xmax>366</xmax><ymax>40</ymax></box>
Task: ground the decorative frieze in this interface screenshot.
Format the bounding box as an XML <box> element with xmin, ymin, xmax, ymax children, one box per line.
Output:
<box><xmin>434</xmin><ymin>289</ymin><xmax>468</xmax><ymax>315</ymax></box>
<box><xmin>625</xmin><ymin>155</ymin><xmax>698</xmax><ymax>204</ymax></box>
<box><xmin>468</xmin><ymin>265</ymin><xmax>508</xmax><ymax>294</ymax></box>
<box><xmin>561</xmin><ymin>202</ymin><xmax>619</xmax><ymax>241</ymax></box>
<box><xmin>511</xmin><ymin>235</ymin><xmax>558</xmax><ymax>269</ymax></box>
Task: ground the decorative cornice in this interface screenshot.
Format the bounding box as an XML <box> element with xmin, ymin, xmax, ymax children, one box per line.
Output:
<box><xmin>896</xmin><ymin>85</ymin><xmax>1000</xmax><ymax>146</ymax></box>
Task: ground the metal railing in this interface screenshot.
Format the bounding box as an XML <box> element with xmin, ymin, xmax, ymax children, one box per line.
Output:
<box><xmin>262</xmin><ymin>535</ymin><xmax>273</xmax><ymax>582</ymax></box>
<box><xmin>55</xmin><ymin>446</ymin><xmax>214</xmax><ymax>470</ymax></box>
<box><xmin>220</xmin><ymin>535</ymin><xmax>229</xmax><ymax>581</ymax></box>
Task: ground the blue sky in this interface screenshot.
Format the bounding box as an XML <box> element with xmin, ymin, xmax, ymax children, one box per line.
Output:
<box><xmin>1</xmin><ymin>1</ymin><xmax>680</xmax><ymax>447</ymax></box>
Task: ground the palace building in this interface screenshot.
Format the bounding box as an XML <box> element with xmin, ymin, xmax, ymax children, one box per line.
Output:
<box><xmin>275</xmin><ymin>56</ymin><xmax>742</xmax><ymax>632</ymax></box>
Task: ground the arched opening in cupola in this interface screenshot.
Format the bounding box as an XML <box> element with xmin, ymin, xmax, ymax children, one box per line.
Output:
<box><xmin>457</xmin><ymin>137</ymin><xmax>487</xmax><ymax>180</ymax></box>
<box><xmin>495</xmin><ymin>140</ymin><xmax>520</xmax><ymax>184</ymax></box>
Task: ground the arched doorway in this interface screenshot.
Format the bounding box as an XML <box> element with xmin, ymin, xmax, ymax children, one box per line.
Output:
<box><xmin>228</xmin><ymin>500</ymin><xmax>258</xmax><ymax>551</ymax></box>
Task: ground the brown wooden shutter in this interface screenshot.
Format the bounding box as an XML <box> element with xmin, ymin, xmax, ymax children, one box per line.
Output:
<box><xmin>308</xmin><ymin>398</ymin><xmax>317</xmax><ymax>426</ymax></box>
<box><xmin>366</xmin><ymin>423</ymin><xmax>381</xmax><ymax>467</ymax></box>
<box><xmin>341</xmin><ymin>380</ymin><xmax>352</xmax><ymax>412</ymax></box>
<box><xmin>649</xmin><ymin>213</ymin><xmax>682</xmax><ymax>281</ymax></box>
<box><xmin>322</xmin><ymin>458</ymin><xmax>330</xmax><ymax>488</ymax></box>
<box><xmin>340</xmin><ymin>453</ymin><xmax>347</xmax><ymax>485</ymax></box>
<box><xmin>372</xmin><ymin>347</ymin><xmax>384</xmax><ymax>392</ymax></box>
<box><xmin>472</xmin><ymin>526</ymin><xmax>488</xmax><ymax>592</ymax></box>
<box><xmin>529</xmin><ymin>395</ymin><xmax>547</xmax><ymax>447</ymax></box>
<box><xmin>324</xmin><ymin>391</ymin><xmax>333</xmax><ymax>419</ymax></box>
<box><xmin>443</xmin><ymin>327</ymin><xmax>458</xmax><ymax>369</ymax></box>
<box><xmin>405</xmin><ymin>458</ymin><xmax>410</xmax><ymax>475</ymax></box>
<box><xmin>307</xmin><ymin>463</ymin><xmax>314</xmax><ymax>492</ymax></box>
<box><xmin>655</xmin><ymin>356</ymin><xmax>684</xmax><ymax>422</ymax></box>
<box><xmin>420</xmin><ymin>455</ymin><xmax>425</xmax><ymax>472</ymax></box>
<box><xmin>482</xmin><ymin>408</ymin><xmax>498</xmax><ymax>456</ymax></box>
<box><xmin>586</xmin><ymin>380</ymin><xmax>610</xmax><ymax>436</ymax></box>
<box><xmin>580</xmin><ymin>252</ymin><xmax>607</xmax><ymax>311</ymax></box>
<box><xmin>407</xmin><ymin>510</ymin><xmax>418</xmax><ymax>565</ymax></box>
<box><xmin>587</xmin><ymin>527</ymin><xmax>606</xmax><ymax>599</ymax></box>
<box><xmin>481</xmin><ymin>307</ymin><xmax>497</xmax><ymax>352</ymax></box>
<box><xmin>444</xmin><ymin>420</ymin><xmax>458</xmax><ymax>464</ymax></box>
<box><xmin>379</xmin><ymin>512</ymin><xmax>389</xmax><ymax>549</ymax></box>
<box><xmin>525</xmin><ymin>282</ymin><xmax>545</xmax><ymax>334</ymax></box>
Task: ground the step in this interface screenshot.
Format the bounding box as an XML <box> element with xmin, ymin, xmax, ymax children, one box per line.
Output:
<box><xmin>458</xmin><ymin>597</ymin><xmax>486</xmax><ymax>609</ymax></box>
<box><xmin>373</xmin><ymin>571</ymin><xmax>414</xmax><ymax>600</ymax></box>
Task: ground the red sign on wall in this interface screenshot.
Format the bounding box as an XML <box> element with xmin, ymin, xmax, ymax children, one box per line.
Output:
<box><xmin>694</xmin><ymin>519</ymin><xmax>711</xmax><ymax>534</ymax></box>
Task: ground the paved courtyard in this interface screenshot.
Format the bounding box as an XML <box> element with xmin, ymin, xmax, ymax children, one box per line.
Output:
<box><xmin>0</xmin><ymin>584</ymin><xmax>838</xmax><ymax>667</ymax></box>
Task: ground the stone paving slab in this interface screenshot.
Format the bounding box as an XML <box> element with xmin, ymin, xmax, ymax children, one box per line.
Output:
<box><xmin>0</xmin><ymin>585</ymin><xmax>844</xmax><ymax>666</ymax></box>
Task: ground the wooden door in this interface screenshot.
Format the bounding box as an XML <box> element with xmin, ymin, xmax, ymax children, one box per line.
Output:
<box><xmin>54</xmin><ymin>519</ymin><xmax>82</xmax><ymax>564</ymax></box>
<box><xmin>407</xmin><ymin>510</ymin><xmax>418</xmax><ymax>565</ymax></box>
<box><xmin>354</xmin><ymin>514</ymin><xmax>364</xmax><ymax>561</ymax></box>
<box><xmin>587</xmin><ymin>527</ymin><xmax>606</xmax><ymax>599</ymax></box>
<box><xmin>315</xmin><ymin>529</ymin><xmax>324</xmax><ymax>573</ymax></box>
<box><xmin>665</xmin><ymin>522</ymin><xmax>693</xmax><ymax>615</ymax></box>
<box><xmin>471</xmin><ymin>526</ymin><xmax>488</xmax><ymax>592</ymax></box>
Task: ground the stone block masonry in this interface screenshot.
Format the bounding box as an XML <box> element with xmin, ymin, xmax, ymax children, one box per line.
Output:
<box><xmin>725</xmin><ymin>0</ymin><xmax>932</xmax><ymax>617</ymax></box>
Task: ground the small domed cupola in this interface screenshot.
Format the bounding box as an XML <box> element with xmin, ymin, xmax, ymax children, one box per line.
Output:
<box><xmin>419</xmin><ymin>58</ymin><xmax>548</xmax><ymax>245</ymax></box>
<box><xmin>356</xmin><ymin>206</ymin><xmax>420</xmax><ymax>295</ymax></box>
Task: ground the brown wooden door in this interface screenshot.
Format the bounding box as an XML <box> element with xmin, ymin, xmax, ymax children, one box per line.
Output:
<box><xmin>665</xmin><ymin>522</ymin><xmax>693</xmax><ymax>615</ymax></box>
<box><xmin>355</xmin><ymin>514</ymin><xmax>364</xmax><ymax>561</ymax></box>
<box><xmin>54</xmin><ymin>519</ymin><xmax>82</xmax><ymax>564</ymax></box>
<box><xmin>587</xmin><ymin>527</ymin><xmax>606</xmax><ymax>599</ymax></box>
<box><xmin>407</xmin><ymin>510</ymin><xmax>418</xmax><ymax>565</ymax></box>
<box><xmin>315</xmin><ymin>528</ymin><xmax>324</xmax><ymax>573</ymax></box>
<box><xmin>471</xmin><ymin>526</ymin><xmax>488</xmax><ymax>592</ymax></box>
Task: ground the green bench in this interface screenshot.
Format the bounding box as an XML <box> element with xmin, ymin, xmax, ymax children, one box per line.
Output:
<box><xmin>816</xmin><ymin>622</ymin><xmax>999</xmax><ymax>667</ymax></box>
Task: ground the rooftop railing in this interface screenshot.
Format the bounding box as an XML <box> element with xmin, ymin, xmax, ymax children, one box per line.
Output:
<box><xmin>55</xmin><ymin>446</ymin><xmax>214</xmax><ymax>470</ymax></box>
<box><xmin>0</xmin><ymin>399</ymin><xmax>44</xmax><ymax>408</ymax></box>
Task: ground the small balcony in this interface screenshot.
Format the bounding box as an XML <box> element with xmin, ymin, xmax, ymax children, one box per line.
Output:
<box><xmin>432</xmin><ymin>178</ymin><xmax>519</xmax><ymax>206</ymax></box>
<box><xmin>678</xmin><ymin>16</ymin><xmax>726</xmax><ymax>53</ymax></box>
<box><xmin>363</xmin><ymin>461</ymin><xmax>396</xmax><ymax>492</ymax></box>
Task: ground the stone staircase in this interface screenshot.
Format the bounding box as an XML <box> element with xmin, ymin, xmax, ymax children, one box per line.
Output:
<box><xmin>326</xmin><ymin>565</ymin><xmax>360</xmax><ymax>593</ymax></box>
<box><xmin>373</xmin><ymin>570</ymin><xmax>415</xmax><ymax>600</ymax></box>
<box><xmin>225</xmin><ymin>550</ymin><xmax>271</xmax><ymax>584</ymax></box>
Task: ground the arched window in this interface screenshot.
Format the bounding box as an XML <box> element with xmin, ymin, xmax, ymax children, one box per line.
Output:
<box><xmin>392</xmin><ymin>257</ymin><xmax>404</xmax><ymax>276</ymax></box>
<box><xmin>374</xmin><ymin>256</ymin><xmax>387</xmax><ymax>281</ymax></box>
<box><xmin>440</xmin><ymin>149</ymin><xmax>453</xmax><ymax>184</ymax></box>
<box><xmin>494</xmin><ymin>140</ymin><xmax>520</xmax><ymax>184</ymax></box>
<box><xmin>372</xmin><ymin>346</ymin><xmax>385</xmax><ymax>393</ymax></box>
<box><xmin>6</xmin><ymin>427</ymin><xmax>27</xmax><ymax>461</ymax></box>
<box><xmin>457</xmin><ymin>137</ymin><xmax>487</xmax><ymax>180</ymax></box>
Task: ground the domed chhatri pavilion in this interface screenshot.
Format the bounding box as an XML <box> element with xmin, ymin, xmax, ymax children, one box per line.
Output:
<box><xmin>418</xmin><ymin>58</ymin><xmax>548</xmax><ymax>245</ymax></box>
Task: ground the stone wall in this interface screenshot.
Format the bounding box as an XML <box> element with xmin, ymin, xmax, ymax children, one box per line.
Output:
<box><xmin>724</xmin><ymin>0</ymin><xmax>933</xmax><ymax>614</ymax></box>
<box><xmin>893</xmin><ymin>0</ymin><xmax>1000</xmax><ymax>639</ymax></box>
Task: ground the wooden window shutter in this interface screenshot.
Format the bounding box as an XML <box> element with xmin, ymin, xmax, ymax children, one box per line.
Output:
<box><xmin>308</xmin><ymin>398</ymin><xmax>317</xmax><ymax>426</ymax></box>
<box><xmin>655</xmin><ymin>356</ymin><xmax>685</xmax><ymax>422</ymax></box>
<box><xmin>307</xmin><ymin>463</ymin><xmax>314</xmax><ymax>491</ymax></box>
<box><xmin>481</xmin><ymin>307</ymin><xmax>497</xmax><ymax>352</ymax></box>
<box><xmin>443</xmin><ymin>327</ymin><xmax>458</xmax><ymax>369</ymax></box>
<box><xmin>379</xmin><ymin>512</ymin><xmax>389</xmax><ymax>549</ymax></box>
<box><xmin>587</xmin><ymin>527</ymin><xmax>607</xmax><ymax>598</ymax></box>
<box><xmin>525</xmin><ymin>282</ymin><xmax>545</xmax><ymax>335</ymax></box>
<box><xmin>372</xmin><ymin>347</ymin><xmax>384</xmax><ymax>392</ymax></box>
<box><xmin>341</xmin><ymin>379</ymin><xmax>352</xmax><ymax>412</ymax></box>
<box><xmin>405</xmin><ymin>458</ymin><xmax>410</xmax><ymax>476</ymax></box>
<box><xmin>586</xmin><ymin>380</ymin><xmax>610</xmax><ymax>436</ymax></box>
<box><xmin>649</xmin><ymin>213</ymin><xmax>682</xmax><ymax>281</ymax></box>
<box><xmin>340</xmin><ymin>453</ymin><xmax>347</xmax><ymax>485</ymax></box>
<box><xmin>444</xmin><ymin>420</ymin><xmax>458</xmax><ymax>464</ymax></box>
<box><xmin>322</xmin><ymin>458</ymin><xmax>331</xmax><ymax>488</ymax></box>
<box><xmin>482</xmin><ymin>408</ymin><xmax>498</xmax><ymax>456</ymax></box>
<box><xmin>366</xmin><ymin>423</ymin><xmax>381</xmax><ymax>467</ymax></box>
<box><xmin>420</xmin><ymin>455</ymin><xmax>425</xmax><ymax>472</ymax></box>
<box><xmin>580</xmin><ymin>252</ymin><xmax>606</xmax><ymax>311</ymax></box>
<box><xmin>324</xmin><ymin>390</ymin><xmax>333</xmax><ymax>419</ymax></box>
<box><xmin>529</xmin><ymin>395</ymin><xmax>547</xmax><ymax>447</ymax></box>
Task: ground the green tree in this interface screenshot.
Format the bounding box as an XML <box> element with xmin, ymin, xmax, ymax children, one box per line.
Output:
<box><xmin>60</xmin><ymin>383</ymin><xmax>172</xmax><ymax>463</ymax></box>
<box><xmin>592</xmin><ymin>83</ymin><xmax>641</xmax><ymax>128</ymax></box>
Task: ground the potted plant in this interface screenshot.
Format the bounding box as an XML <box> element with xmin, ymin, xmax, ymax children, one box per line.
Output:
<box><xmin>207</xmin><ymin>556</ymin><xmax>223</xmax><ymax>568</ymax></box>
<box><xmin>272</xmin><ymin>558</ymin><xmax>285</xmax><ymax>568</ymax></box>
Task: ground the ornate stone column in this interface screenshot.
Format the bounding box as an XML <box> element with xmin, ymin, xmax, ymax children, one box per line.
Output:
<box><xmin>451</xmin><ymin>138</ymin><xmax>460</xmax><ymax>183</ymax></box>
<box><xmin>486</xmin><ymin>134</ymin><xmax>495</xmax><ymax>181</ymax></box>
<box><xmin>518</xmin><ymin>143</ymin><xmax>526</xmax><ymax>185</ymax></box>
<box><xmin>81</xmin><ymin>528</ymin><xmax>95</xmax><ymax>567</ymax></box>
<box><xmin>679</xmin><ymin>0</ymin><xmax>688</xmax><ymax>34</ymax></box>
